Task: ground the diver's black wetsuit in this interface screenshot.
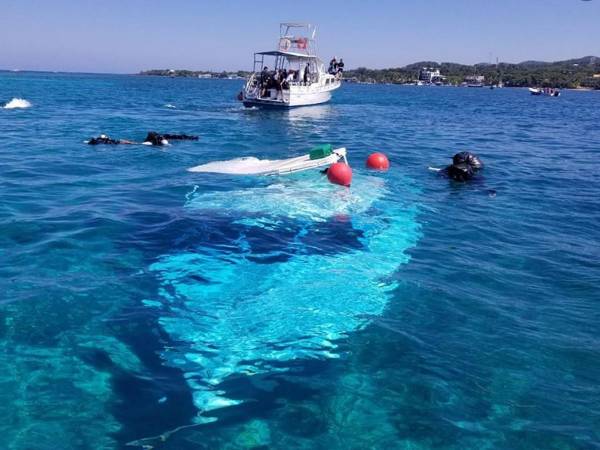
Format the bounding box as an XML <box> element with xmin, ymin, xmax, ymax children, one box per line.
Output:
<box><xmin>441</xmin><ymin>152</ymin><xmax>484</xmax><ymax>181</ymax></box>
<box><xmin>144</xmin><ymin>132</ymin><xmax>199</xmax><ymax>146</ymax></box>
<box><xmin>87</xmin><ymin>136</ymin><xmax>121</xmax><ymax>145</ymax></box>
<box><xmin>443</xmin><ymin>164</ymin><xmax>474</xmax><ymax>182</ymax></box>
<box><xmin>163</xmin><ymin>134</ymin><xmax>199</xmax><ymax>141</ymax></box>
<box><xmin>87</xmin><ymin>132</ymin><xmax>199</xmax><ymax>146</ymax></box>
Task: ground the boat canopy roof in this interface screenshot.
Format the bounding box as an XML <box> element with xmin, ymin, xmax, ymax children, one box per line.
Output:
<box><xmin>255</xmin><ymin>50</ymin><xmax>318</xmax><ymax>59</ymax></box>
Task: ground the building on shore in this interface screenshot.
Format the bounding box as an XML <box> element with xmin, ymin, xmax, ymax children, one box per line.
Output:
<box><xmin>464</xmin><ymin>75</ymin><xmax>485</xmax><ymax>83</ymax></box>
<box><xmin>463</xmin><ymin>75</ymin><xmax>485</xmax><ymax>87</ymax></box>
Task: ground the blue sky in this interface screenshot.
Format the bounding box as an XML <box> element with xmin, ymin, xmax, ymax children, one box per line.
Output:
<box><xmin>0</xmin><ymin>0</ymin><xmax>598</xmax><ymax>73</ymax></box>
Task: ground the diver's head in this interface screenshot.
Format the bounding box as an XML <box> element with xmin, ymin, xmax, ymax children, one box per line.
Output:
<box><xmin>452</xmin><ymin>152</ymin><xmax>469</xmax><ymax>166</ymax></box>
<box><xmin>453</xmin><ymin>151</ymin><xmax>483</xmax><ymax>171</ymax></box>
<box><xmin>144</xmin><ymin>131</ymin><xmax>160</xmax><ymax>145</ymax></box>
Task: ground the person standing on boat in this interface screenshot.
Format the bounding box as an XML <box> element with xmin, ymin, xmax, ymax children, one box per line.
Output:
<box><xmin>329</xmin><ymin>57</ymin><xmax>337</xmax><ymax>74</ymax></box>
<box><xmin>280</xmin><ymin>69</ymin><xmax>290</xmax><ymax>91</ymax></box>
<box><xmin>273</xmin><ymin>70</ymin><xmax>284</xmax><ymax>99</ymax></box>
<box><xmin>337</xmin><ymin>58</ymin><xmax>345</xmax><ymax>75</ymax></box>
<box><xmin>286</xmin><ymin>70</ymin><xmax>295</xmax><ymax>84</ymax></box>
<box><xmin>260</xmin><ymin>66</ymin><xmax>270</xmax><ymax>97</ymax></box>
<box><xmin>303</xmin><ymin>63</ymin><xmax>310</xmax><ymax>85</ymax></box>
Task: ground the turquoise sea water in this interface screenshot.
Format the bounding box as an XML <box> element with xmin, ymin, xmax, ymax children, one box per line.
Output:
<box><xmin>1</xmin><ymin>72</ymin><xmax>599</xmax><ymax>449</ymax></box>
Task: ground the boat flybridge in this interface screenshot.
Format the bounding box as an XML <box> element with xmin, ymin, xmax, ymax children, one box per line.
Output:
<box><xmin>240</xmin><ymin>23</ymin><xmax>341</xmax><ymax>108</ymax></box>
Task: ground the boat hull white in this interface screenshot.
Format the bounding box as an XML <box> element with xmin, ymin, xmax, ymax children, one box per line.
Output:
<box><xmin>243</xmin><ymin>82</ymin><xmax>339</xmax><ymax>108</ymax></box>
<box><xmin>243</xmin><ymin>90</ymin><xmax>332</xmax><ymax>108</ymax></box>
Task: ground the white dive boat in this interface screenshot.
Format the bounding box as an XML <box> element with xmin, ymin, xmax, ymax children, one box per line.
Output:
<box><xmin>188</xmin><ymin>145</ymin><xmax>347</xmax><ymax>176</ymax></box>
<box><xmin>240</xmin><ymin>23</ymin><xmax>341</xmax><ymax>108</ymax></box>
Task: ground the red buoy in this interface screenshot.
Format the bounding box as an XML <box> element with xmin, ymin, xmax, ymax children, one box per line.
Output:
<box><xmin>327</xmin><ymin>162</ymin><xmax>353</xmax><ymax>187</ymax></box>
<box><xmin>366</xmin><ymin>152</ymin><xmax>390</xmax><ymax>170</ymax></box>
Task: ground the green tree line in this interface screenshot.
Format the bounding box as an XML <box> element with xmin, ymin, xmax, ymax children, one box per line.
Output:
<box><xmin>140</xmin><ymin>56</ymin><xmax>600</xmax><ymax>89</ymax></box>
<box><xmin>345</xmin><ymin>56</ymin><xmax>600</xmax><ymax>89</ymax></box>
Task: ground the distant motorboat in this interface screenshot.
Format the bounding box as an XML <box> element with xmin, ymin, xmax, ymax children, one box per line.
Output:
<box><xmin>529</xmin><ymin>87</ymin><xmax>560</xmax><ymax>97</ymax></box>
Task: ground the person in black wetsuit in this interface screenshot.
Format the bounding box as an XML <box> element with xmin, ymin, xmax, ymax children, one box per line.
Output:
<box><xmin>328</xmin><ymin>57</ymin><xmax>338</xmax><ymax>74</ymax></box>
<box><xmin>162</xmin><ymin>133</ymin><xmax>199</xmax><ymax>141</ymax></box>
<box><xmin>144</xmin><ymin>132</ymin><xmax>199</xmax><ymax>145</ymax></box>
<box><xmin>87</xmin><ymin>132</ymin><xmax>198</xmax><ymax>146</ymax></box>
<box><xmin>260</xmin><ymin>66</ymin><xmax>270</xmax><ymax>97</ymax></box>
<box><xmin>440</xmin><ymin>151</ymin><xmax>484</xmax><ymax>181</ymax></box>
<box><xmin>87</xmin><ymin>134</ymin><xmax>129</xmax><ymax>145</ymax></box>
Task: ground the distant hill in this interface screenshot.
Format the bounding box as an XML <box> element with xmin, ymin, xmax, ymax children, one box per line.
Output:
<box><xmin>518</xmin><ymin>56</ymin><xmax>599</xmax><ymax>67</ymax></box>
<box><xmin>344</xmin><ymin>56</ymin><xmax>600</xmax><ymax>88</ymax></box>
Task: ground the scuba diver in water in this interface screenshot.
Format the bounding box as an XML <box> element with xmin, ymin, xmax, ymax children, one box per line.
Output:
<box><xmin>143</xmin><ymin>132</ymin><xmax>198</xmax><ymax>146</ymax></box>
<box><xmin>436</xmin><ymin>151</ymin><xmax>484</xmax><ymax>182</ymax></box>
<box><xmin>431</xmin><ymin>151</ymin><xmax>495</xmax><ymax>196</ymax></box>
<box><xmin>87</xmin><ymin>132</ymin><xmax>198</xmax><ymax>146</ymax></box>
<box><xmin>87</xmin><ymin>134</ymin><xmax>135</xmax><ymax>145</ymax></box>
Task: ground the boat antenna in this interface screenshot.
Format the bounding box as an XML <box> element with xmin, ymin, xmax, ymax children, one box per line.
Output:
<box><xmin>311</xmin><ymin>26</ymin><xmax>317</xmax><ymax>39</ymax></box>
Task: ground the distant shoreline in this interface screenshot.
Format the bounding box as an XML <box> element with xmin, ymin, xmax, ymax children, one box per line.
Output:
<box><xmin>140</xmin><ymin>56</ymin><xmax>600</xmax><ymax>90</ymax></box>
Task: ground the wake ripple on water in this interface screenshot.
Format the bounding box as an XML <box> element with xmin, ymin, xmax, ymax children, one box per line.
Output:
<box><xmin>145</xmin><ymin>172</ymin><xmax>421</xmax><ymax>424</ymax></box>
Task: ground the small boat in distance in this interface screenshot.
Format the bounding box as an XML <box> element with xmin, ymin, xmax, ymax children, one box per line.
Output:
<box><xmin>240</xmin><ymin>23</ymin><xmax>342</xmax><ymax>108</ymax></box>
<box><xmin>529</xmin><ymin>87</ymin><xmax>561</xmax><ymax>97</ymax></box>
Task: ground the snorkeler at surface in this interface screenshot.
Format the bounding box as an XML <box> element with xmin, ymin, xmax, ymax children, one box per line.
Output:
<box><xmin>87</xmin><ymin>132</ymin><xmax>198</xmax><ymax>146</ymax></box>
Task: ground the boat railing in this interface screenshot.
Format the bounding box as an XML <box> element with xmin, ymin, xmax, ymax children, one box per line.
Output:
<box><xmin>244</xmin><ymin>72</ymin><xmax>259</xmax><ymax>97</ymax></box>
<box><xmin>278</xmin><ymin>23</ymin><xmax>317</xmax><ymax>55</ymax></box>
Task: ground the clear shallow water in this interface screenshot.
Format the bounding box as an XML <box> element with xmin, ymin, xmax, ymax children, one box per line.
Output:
<box><xmin>1</xmin><ymin>72</ymin><xmax>599</xmax><ymax>449</ymax></box>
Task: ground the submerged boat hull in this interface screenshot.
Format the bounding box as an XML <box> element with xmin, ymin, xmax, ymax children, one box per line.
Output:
<box><xmin>188</xmin><ymin>148</ymin><xmax>347</xmax><ymax>175</ymax></box>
